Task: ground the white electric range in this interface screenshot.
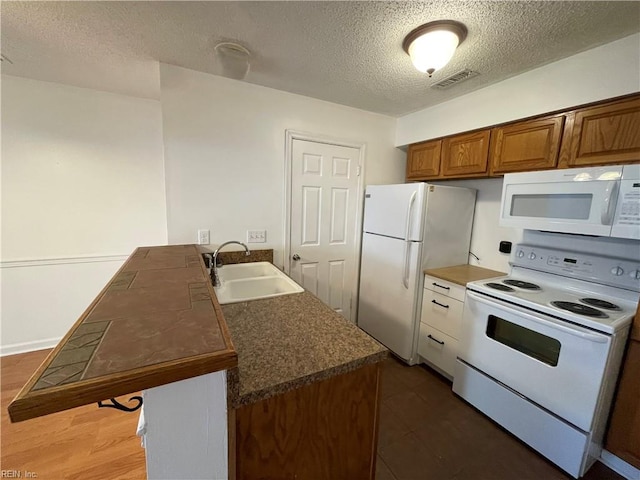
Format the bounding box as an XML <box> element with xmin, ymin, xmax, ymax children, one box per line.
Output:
<box><xmin>453</xmin><ymin>243</ymin><xmax>639</xmax><ymax>478</ymax></box>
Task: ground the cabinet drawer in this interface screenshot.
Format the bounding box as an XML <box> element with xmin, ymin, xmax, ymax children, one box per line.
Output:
<box><xmin>424</xmin><ymin>275</ymin><xmax>466</xmax><ymax>302</ymax></box>
<box><xmin>418</xmin><ymin>325</ymin><xmax>458</xmax><ymax>379</ymax></box>
<box><xmin>421</xmin><ymin>290</ymin><xmax>463</xmax><ymax>338</ymax></box>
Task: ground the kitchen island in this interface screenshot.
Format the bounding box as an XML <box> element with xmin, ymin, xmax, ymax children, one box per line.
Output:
<box><xmin>8</xmin><ymin>245</ymin><xmax>387</xmax><ymax>480</ymax></box>
<box><xmin>223</xmin><ymin>291</ymin><xmax>387</xmax><ymax>479</ymax></box>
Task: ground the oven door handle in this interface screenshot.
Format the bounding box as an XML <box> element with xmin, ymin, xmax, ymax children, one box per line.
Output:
<box><xmin>467</xmin><ymin>291</ymin><xmax>609</xmax><ymax>344</ymax></box>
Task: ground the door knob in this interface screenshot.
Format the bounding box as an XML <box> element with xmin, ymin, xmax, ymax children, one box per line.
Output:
<box><xmin>292</xmin><ymin>254</ymin><xmax>300</xmax><ymax>261</ymax></box>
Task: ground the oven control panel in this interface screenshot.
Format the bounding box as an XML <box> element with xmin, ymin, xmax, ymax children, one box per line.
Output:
<box><xmin>512</xmin><ymin>245</ymin><xmax>640</xmax><ymax>290</ymax></box>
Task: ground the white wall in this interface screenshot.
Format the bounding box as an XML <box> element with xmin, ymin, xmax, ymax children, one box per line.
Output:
<box><xmin>1</xmin><ymin>75</ymin><xmax>168</xmax><ymax>354</ymax></box>
<box><xmin>397</xmin><ymin>33</ymin><xmax>640</xmax><ymax>146</ymax></box>
<box><xmin>159</xmin><ymin>63</ymin><xmax>404</xmax><ymax>267</ymax></box>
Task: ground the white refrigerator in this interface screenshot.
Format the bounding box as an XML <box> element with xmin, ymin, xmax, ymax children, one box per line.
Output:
<box><xmin>357</xmin><ymin>183</ymin><xmax>476</xmax><ymax>365</ymax></box>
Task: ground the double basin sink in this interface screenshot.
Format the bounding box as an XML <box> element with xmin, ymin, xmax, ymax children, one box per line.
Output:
<box><xmin>213</xmin><ymin>262</ymin><xmax>304</xmax><ymax>304</ymax></box>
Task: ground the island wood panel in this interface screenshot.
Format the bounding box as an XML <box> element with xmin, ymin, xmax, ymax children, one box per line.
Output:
<box><xmin>8</xmin><ymin>245</ymin><xmax>238</xmax><ymax>423</ymax></box>
<box><xmin>489</xmin><ymin>115</ymin><xmax>565</xmax><ymax>176</ymax></box>
<box><xmin>441</xmin><ymin>130</ymin><xmax>491</xmax><ymax>178</ymax></box>
<box><xmin>559</xmin><ymin>95</ymin><xmax>640</xmax><ymax>168</ymax></box>
<box><xmin>605</xmin><ymin>303</ymin><xmax>640</xmax><ymax>469</ymax></box>
<box><xmin>234</xmin><ymin>362</ymin><xmax>381</xmax><ymax>480</ymax></box>
<box><xmin>406</xmin><ymin>140</ymin><xmax>442</xmax><ymax>180</ymax></box>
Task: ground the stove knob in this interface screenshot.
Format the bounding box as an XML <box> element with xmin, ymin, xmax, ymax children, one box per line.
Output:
<box><xmin>610</xmin><ymin>266</ymin><xmax>624</xmax><ymax>276</ymax></box>
<box><xmin>517</xmin><ymin>250</ymin><xmax>525</xmax><ymax>258</ymax></box>
<box><xmin>630</xmin><ymin>270</ymin><xmax>640</xmax><ymax>280</ymax></box>
<box><xmin>528</xmin><ymin>252</ymin><xmax>537</xmax><ymax>260</ymax></box>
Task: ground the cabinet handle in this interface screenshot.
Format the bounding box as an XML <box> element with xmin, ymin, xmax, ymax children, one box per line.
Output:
<box><xmin>432</xmin><ymin>299</ymin><xmax>450</xmax><ymax>309</ymax></box>
<box><xmin>427</xmin><ymin>334</ymin><xmax>445</xmax><ymax>345</ymax></box>
<box><xmin>432</xmin><ymin>282</ymin><xmax>450</xmax><ymax>290</ymax></box>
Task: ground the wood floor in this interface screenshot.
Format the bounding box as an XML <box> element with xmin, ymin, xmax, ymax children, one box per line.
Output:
<box><xmin>1</xmin><ymin>349</ymin><xmax>627</xmax><ymax>480</ymax></box>
<box><xmin>1</xmin><ymin>349</ymin><xmax>145</xmax><ymax>479</ymax></box>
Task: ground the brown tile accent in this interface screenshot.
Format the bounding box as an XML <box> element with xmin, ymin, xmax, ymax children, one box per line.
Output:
<box><xmin>32</xmin><ymin>321</ymin><xmax>111</xmax><ymax>390</ymax></box>
<box><xmin>108</xmin><ymin>271</ymin><xmax>137</xmax><ymax>291</ymax></box>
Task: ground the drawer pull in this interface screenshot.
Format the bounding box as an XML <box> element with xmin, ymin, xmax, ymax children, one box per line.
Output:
<box><xmin>432</xmin><ymin>299</ymin><xmax>450</xmax><ymax>309</ymax></box>
<box><xmin>432</xmin><ymin>282</ymin><xmax>450</xmax><ymax>290</ymax></box>
<box><xmin>427</xmin><ymin>334</ymin><xmax>445</xmax><ymax>345</ymax></box>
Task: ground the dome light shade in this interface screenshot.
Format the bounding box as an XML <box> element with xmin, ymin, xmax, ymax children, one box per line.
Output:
<box><xmin>403</xmin><ymin>21</ymin><xmax>467</xmax><ymax>77</ymax></box>
<box><xmin>214</xmin><ymin>42</ymin><xmax>251</xmax><ymax>80</ymax></box>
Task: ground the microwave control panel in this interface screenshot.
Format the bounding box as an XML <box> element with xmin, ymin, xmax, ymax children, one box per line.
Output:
<box><xmin>512</xmin><ymin>245</ymin><xmax>640</xmax><ymax>290</ymax></box>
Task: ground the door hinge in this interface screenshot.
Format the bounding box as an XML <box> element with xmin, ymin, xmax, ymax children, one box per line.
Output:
<box><xmin>357</xmin><ymin>165</ymin><xmax>361</xmax><ymax>176</ymax></box>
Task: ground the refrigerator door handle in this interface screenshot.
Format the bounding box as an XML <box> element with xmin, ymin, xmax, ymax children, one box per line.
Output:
<box><xmin>402</xmin><ymin>241</ymin><xmax>410</xmax><ymax>289</ymax></box>
<box><xmin>402</xmin><ymin>191</ymin><xmax>417</xmax><ymax>289</ymax></box>
<box><xmin>404</xmin><ymin>191</ymin><xmax>417</xmax><ymax>241</ymax></box>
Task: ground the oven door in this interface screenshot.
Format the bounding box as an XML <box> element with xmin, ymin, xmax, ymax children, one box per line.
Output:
<box><xmin>458</xmin><ymin>291</ymin><xmax>611</xmax><ymax>432</ymax></box>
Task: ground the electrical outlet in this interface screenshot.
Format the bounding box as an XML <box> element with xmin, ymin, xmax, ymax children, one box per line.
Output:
<box><xmin>247</xmin><ymin>230</ymin><xmax>267</xmax><ymax>243</ymax></box>
<box><xmin>198</xmin><ymin>229</ymin><xmax>210</xmax><ymax>245</ymax></box>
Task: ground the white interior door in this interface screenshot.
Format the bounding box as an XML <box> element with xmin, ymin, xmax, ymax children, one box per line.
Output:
<box><xmin>289</xmin><ymin>138</ymin><xmax>361</xmax><ymax>321</ymax></box>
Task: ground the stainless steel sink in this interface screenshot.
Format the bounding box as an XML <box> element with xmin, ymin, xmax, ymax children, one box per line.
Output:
<box><xmin>214</xmin><ymin>262</ymin><xmax>304</xmax><ymax>304</ymax></box>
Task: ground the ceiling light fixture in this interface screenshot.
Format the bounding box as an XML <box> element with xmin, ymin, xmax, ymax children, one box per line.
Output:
<box><xmin>214</xmin><ymin>42</ymin><xmax>251</xmax><ymax>80</ymax></box>
<box><xmin>402</xmin><ymin>20</ymin><xmax>467</xmax><ymax>77</ymax></box>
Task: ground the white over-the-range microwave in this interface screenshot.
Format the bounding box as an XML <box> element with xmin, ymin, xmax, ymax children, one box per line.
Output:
<box><xmin>500</xmin><ymin>164</ymin><xmax>640</xmax><ymax>239</ymax></box>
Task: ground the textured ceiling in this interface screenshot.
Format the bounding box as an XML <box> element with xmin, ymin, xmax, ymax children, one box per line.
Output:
<box><xmin>2</xmin><ymin>1</ymin><xmax>639</xmax><ymax>116</ymax></box>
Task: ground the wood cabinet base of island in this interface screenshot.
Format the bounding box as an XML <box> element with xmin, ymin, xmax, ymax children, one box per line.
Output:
<box><xmin>231</xmin><ymin>362</ymin><xmax>382</xmax><ymax>480</ymax></box>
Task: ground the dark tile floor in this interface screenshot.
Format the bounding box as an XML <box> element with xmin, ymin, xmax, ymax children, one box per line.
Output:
<box><xmin>376</xmin><ymin>356</ymin><xmax>624</xmax><ymax>480</ymax></box>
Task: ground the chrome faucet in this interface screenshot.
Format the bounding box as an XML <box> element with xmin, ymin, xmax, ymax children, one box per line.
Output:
<box><xmin>211</xmin><ymin>241</ymin><xmax>251</xmax><ymax>287</ymax></box>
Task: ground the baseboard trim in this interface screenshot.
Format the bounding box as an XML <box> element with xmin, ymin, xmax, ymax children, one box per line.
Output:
<box><xmin>1</xmin><ymin>254</ymin><xmax>129</xmax><ymax>269</ymax></box>
<box><xmin>600</xmin><ymin>450</ymin><xmax>640</xmax><ymax>480</ymax></box>
<box><xmin>0</xmin><ymin>338</ymin><xmax>60</xmax><ymax>357</ymax></box>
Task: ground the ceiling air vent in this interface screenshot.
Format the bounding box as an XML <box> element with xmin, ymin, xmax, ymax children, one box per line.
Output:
<box><xmin>431</xmin><ymin>69</ymin><xmax>479</xmax><ymax>89</ymax></box>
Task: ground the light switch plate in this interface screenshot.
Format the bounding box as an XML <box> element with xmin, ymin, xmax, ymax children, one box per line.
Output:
<box><xmin>198</xmin><ymin>229</ymin><xmax>210</xmax><ymax>245</ymax></box>
<box><xmin>247</xmin><ymin>230</ymin><xmax>266</xmax><ymax>243</ymax></box>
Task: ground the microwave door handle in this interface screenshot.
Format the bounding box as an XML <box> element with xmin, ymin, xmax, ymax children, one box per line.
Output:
<box><xmin>467</xmin><ymin>291</ymin><xmax>609</xmax><ymax>344</ymax></box>
<box><xmin>402</xmin><ymin>191</ymin><xmax>417</xmax><ymax>289</ymax></box>
<box><xmin>601</xmin><ymin>180</ymin><xmax>619</xmax><ymax>225</ymax></box>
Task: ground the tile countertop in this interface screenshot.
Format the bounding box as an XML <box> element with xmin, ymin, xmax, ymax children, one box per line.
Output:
<box><xmin>424</xmin><ymin>264</ymin><xmax>507</xmax><ymax>286</ymax></box>
<box><xmin>8</xmin><ymin>245</ymin><xmax>237</xmax><ymax>423</ymax></box>
<box><xmin>222</xmin><ymin>291</ymin><xmax>388</xmax><ymax>408</ymax></box>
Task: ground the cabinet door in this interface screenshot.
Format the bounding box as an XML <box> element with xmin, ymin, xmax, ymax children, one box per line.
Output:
<box><xmin>560</xmin><ymin>96</ymin><xmax>640</xmax><ymax>168</ymax></box>
<box><xmin>490</xmin><ymin>115</ymin><xmax>565</xmax><ymax>175</ymax></box>
<box><xmin>441</xmin><ymin>130</ymin><xmax>490</xmax><ymax>178</ymax></box>
<box><xmin>406</xmin><ymin>140</ymin><xmax>441</xmax><ymax>180</ymax></box>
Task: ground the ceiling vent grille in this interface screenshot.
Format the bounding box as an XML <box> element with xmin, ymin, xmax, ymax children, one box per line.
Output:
<box><xmin>431</xmin><ymin>69</ymin><xmax>479</xmax><ymax>89</ymax></box>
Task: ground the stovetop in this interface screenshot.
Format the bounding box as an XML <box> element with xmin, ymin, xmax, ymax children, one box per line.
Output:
<box><xmin>467</xmin><ymin>268</ymin><xmax>638</xmax><ymax>334</ymax></box>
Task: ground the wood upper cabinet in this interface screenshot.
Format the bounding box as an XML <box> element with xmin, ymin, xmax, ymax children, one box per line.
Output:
<box><xmin>489</xmin><ymin>115</ymin><xmax>565</xmax><ymax>176</ymax></box>
<box><xmin>441</xmin><ymin>130</ymin><xmax>491</xmax><ymax>178</ymax></box>
<box><xmin>559</xmin><ymin>96</ymin><xmax>640</xmax><ymax>168</ymax></box>
<box><xmin>406</xmin><ymin>139</ymin><xmax>442</xmax><ymax>180</ymax></box>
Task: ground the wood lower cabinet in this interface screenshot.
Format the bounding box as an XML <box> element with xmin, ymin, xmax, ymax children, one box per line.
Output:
<box><xmin>559</xmin><ymin>96</ymin><xmax>640</xmax><ymax>168</ymax></box>
<box><xmin>490</xmin><ymin>115</ymin><xmax>565</xmax><ymax>175</ymax></box>
<box><xmin>406</xmin><ymin>140</ymin><xmax>441</xmax><ymax>180</ymax></box>
<box><xmin>442</xmin><ymin>130</ymin><xmax>491</xmax><ymax>178</ymax></box>
<box><xmin>605</xmin><ymin>304</ymin><xmax>640</xmax><ymax>469</ymax></box>
<box><xmin>233</xmin><ymin>363</ymin><xmax>381</xmax><ymax>480</ymax></box>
